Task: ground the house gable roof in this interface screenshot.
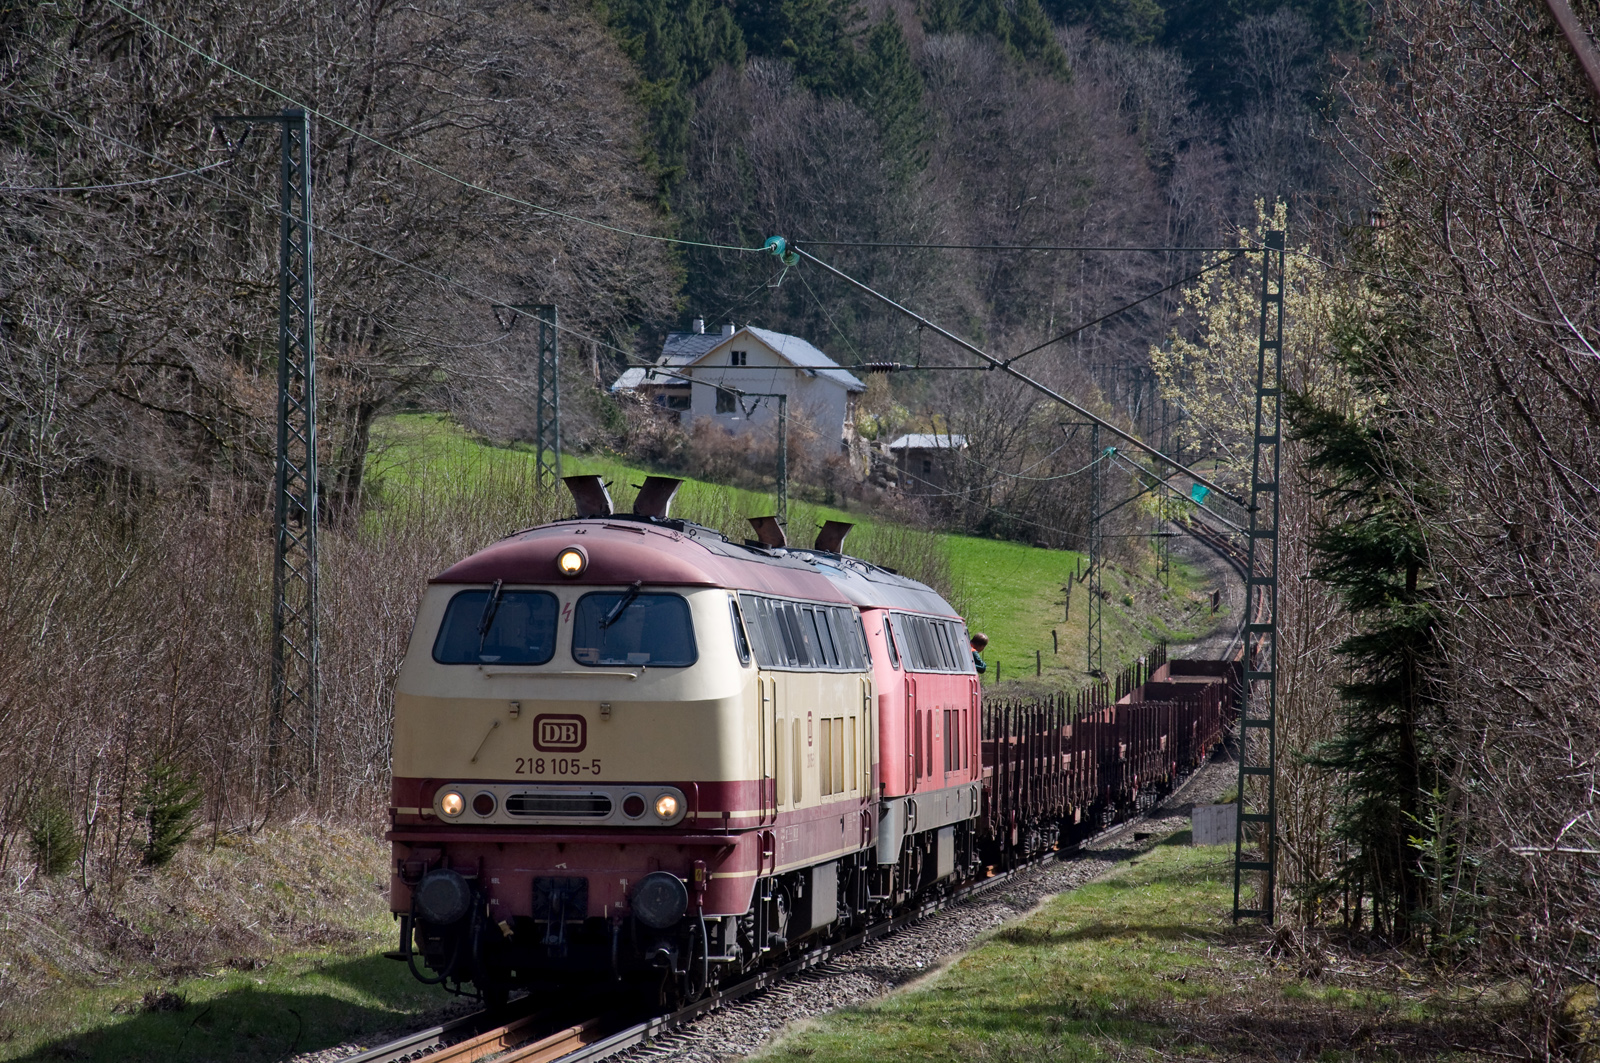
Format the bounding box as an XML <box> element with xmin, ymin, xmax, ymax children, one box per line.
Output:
<box><xmin>681</xmin><ymin>326</ymin><xmax>864</xmax><ymax>391</ymax></box>
<box><xmin>611</xmin><ymin>325</ymin><xmax>866</xmax><ymax>394</ymax></box>
<box><xmin>888</xmin><ymin>433</ymin><xmax>968</xmax><ymax>450</ymax></box>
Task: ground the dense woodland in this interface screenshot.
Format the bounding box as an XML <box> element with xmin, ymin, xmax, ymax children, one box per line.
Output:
<box><xmin>3</xmin><ymin>0</ymin><xmax>1600</xmax><ymax>1049</ymax></box>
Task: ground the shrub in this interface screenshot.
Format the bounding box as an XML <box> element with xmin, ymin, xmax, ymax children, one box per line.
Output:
<box><xmin>26</xmin><ymin>797</ymin><xmax>82</xmax><ymax>877</ymax></box>
<box><xmin>136</xmin><ymin>760</ymin><xmax>202</xmax><ymax>868</ymax></box>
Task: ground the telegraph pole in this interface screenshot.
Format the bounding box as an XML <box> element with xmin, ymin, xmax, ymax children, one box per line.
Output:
<box><xmin>217</xmin><ymin>108</ymin><xmax>319</xmax><ymax>797</ymax></box>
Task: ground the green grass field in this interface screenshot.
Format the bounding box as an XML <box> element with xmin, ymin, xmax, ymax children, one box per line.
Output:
<box><xmin>756</xmin><ymin>837</ymin><xmax>1500</xmax><ymax>1063</ymax></box>
<box><xmin>367</xmin><ymin>414</ymin><xmax>1221</xmax><ymax>690</ymax></box>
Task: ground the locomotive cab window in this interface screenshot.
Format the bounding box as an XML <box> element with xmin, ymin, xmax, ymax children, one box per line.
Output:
<box><xmin>571</xmin><ymin>591</ymin><xmax>697</xmax><ymax>667</ymax></box>
<box><xmin>433</xmin><ymin>588</ymin><xmax>559</xmax><ymax>664</ymax></box>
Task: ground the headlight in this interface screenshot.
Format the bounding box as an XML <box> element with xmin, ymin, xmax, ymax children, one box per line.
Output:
<box><xmin>439</xmin><ymin>790</ymin><xmax>465</xmax><ymax>817</ymax></box>
<box><xmin>654</xmin><ymin>793</ymin><xmax>679</xmax><ymax>820</ymax></box>
<box><xmin>556</xmin><ymin>546</ymin><xmax>588</xmax><ymax>577</ymax></box>
<box><xmin>472</xmin><ymin>791</ymin><xmax>496</xmax><ymax>817</ymax></box>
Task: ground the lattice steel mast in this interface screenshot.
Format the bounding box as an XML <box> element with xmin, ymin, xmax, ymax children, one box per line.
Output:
<box><xmin>218</xmin><ymin>108</ymin><xmax>321</xmax><ymax>797</ymax></box>
<box><xmin>1087</xmin><ymin>423</ymin><xmax>1104</xmax><ymax>677</ymax></box>
<box><xmin>1233</xmin><ymin>231</ymin><xmax>1285</xmax><ymax>922</ymax></box>
<box><xmin>535</xmin><ymin>305</ymin><xmax>562</xmax><ymax>491</ymax></box>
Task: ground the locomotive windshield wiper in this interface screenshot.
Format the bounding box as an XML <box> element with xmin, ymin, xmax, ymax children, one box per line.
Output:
<box><xmin>476</xmin><ymin>579</ymin><xmax>505</xmax><ymax>653</ymax></box>
<box><xmin>600</xmin><ymin>580</ymin><xmax>643</xmax><ymax>628</ymax></box>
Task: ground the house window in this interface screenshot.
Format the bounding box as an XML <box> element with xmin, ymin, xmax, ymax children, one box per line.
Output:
<box><xmin>716</xmin><ymin>388</ymin><xmax>736</xmax><ymax>414</ymax></box>
<box><xmin>922</xmin><ymin>458</ymin><xmax>933</xmax><ymax>476</ymax></box>
<box><xmin>730</xmin><ymin>350</ymin><xmax>747</xmax><ymax>366</ymax></box>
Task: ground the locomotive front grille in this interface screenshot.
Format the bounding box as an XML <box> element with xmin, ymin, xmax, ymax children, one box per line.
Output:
<box><xmin>505</xmin><ymin>792</ymin><xmax>614</xmax><ymax>818</ymax></box>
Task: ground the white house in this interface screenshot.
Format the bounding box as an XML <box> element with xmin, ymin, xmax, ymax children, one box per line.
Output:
<box><xmin>612</xmin><ymin>322</ymin><xmax>866</xmax><ymax>458</ymax></box>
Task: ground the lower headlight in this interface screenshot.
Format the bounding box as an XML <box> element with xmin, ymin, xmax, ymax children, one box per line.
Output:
<box><xmin>439</xmin><ymin>790</ymin><xmax>465</xmax><ymax>817</ymax></box>
<box><xmin>654</xmin><ymin>793</ymin><xmax>679</xmax><ymax>820</ymax></box>
<box><xmin>415</xmin><ymin>868</ymin><xmax>473</xmax><ymax>925</ymax></box>
<box><xmin>632</xmin><ymin>870</ymin><xmax>689</xmax><ymax>929</ymax></box>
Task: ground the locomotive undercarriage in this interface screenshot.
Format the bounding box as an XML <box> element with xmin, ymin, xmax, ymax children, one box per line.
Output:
<box><xmin>395</xmin><ymin>822</ymin><xmax>986</xmax><ymax>1006</ymax></box>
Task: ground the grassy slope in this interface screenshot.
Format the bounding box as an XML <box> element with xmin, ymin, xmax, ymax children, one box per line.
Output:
<box><xmin>757</xmin><ymin>838</ymin><xmax>1498</xmax><ymax>1063</ymax></box>
<box><xmin>371</xmin><ymin>414</ymin><xmax>1220</xmax><ymax>689</ymax></box>
<box><xmin>0</xmin><ymin>824</ymin><xmax>445</xmax><ymax>1062</ymax></box>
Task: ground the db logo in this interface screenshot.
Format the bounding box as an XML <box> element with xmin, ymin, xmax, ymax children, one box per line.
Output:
<box><xmin>533</xmin><ymin>714</ymin><xmax>587</xmax><ymax>752</ymax></box>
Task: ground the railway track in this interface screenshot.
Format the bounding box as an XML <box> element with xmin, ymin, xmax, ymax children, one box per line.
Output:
<box><xmin>341</xmin><ymin>759</ymin><xmax>1224</xmax><ymax>1063</ymax></box>
<box><xmin>1182</xmin><ymin>514</ymin><xmax>1248</xmax><ymax>577</ymax></box>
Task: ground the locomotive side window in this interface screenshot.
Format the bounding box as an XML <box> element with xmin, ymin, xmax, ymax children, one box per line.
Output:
<box><xmin>775</xmin><ymin>603</ymin><xmax>806</xmax><ymax>666</ymax></box>
<box><xmin>845</xmin><ymin>609</ymin><xmax>872</xmax><ymax>666</ymax></box>
<box><xmin>882</xmin><ymin>617</ymin><xmax>901</xmax><ymax>669</ymax></box>
<box><xmin>737</xmin><ymin>594</ymin><xmax>870</xmax><ymax>672</ymax></box>
<box><xmin>828</xmin><ymin>607</ymin><xmax>868</xmax><ymax>669</ymax></box>
<box><xmin>571</xmin><ymin>592</ymin><xmax>697</xmax><ymax>667</ymax></box>
<box><xmin>885</xmin><ymin>613</ymin><xmax>976</xmax><ymax>673</ymax></box>
<box><xmin>811</xmin><ymin>609</ymin><xmax>838</xmax><ymax>667</ymax></box>
<box><xmin>433</xmin><ymin>589</ymin><xmax>559</xmax><ymax>664</ymax></box>
<box><xmin>935</xmin><ymin>622</ymin><xmax>958</xmax><ymax>670</ymax></box>
<box><xmin>729</xmin><ymin>598</ymin><xmax>752</xmax><ymax>666</ymax></box>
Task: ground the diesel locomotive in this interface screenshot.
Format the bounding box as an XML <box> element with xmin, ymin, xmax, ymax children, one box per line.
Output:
<box><xmin>387</xmin><ymin>476</ymin><xmax>982</xmax><ymax>1002</ymax></box>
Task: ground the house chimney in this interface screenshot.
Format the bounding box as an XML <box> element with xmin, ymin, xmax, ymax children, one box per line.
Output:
<box><xmin>748</xmin><ymin>516</ymin><xmax>786</xmax><ymax>548</ymax></box>
<box><xmin>564</xmin><ymin>475</ymin><xmax>613</xmax><ymax>518</ymax></box>
<box><xmin>721</xmin><ymin>323</ymin><xmax>736</xmax><ymax>337</ymax></box>
<box><xmin>692</xmin><ymin>318</ymin><xmax>705</xmax><ymax>335</ymax></box>
<box><xmin>631</xmin><ymin>476</ymin><xmax>682</xmax><ymax>519</ymax></box>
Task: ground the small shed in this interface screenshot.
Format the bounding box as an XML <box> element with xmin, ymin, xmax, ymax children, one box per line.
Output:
<box><xmin>888</xmin><ymin>433</ymin><xmax>967</xmax><ymax>494</ymax></box>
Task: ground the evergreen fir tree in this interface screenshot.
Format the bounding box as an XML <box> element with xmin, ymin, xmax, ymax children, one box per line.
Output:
<box><xmin>851</xmin><ymin>16</ymin><xmax>929</xmax><ymax>178</ymax></box>
<box><xmin>919</xmin><ymin>0</ymin><xmax>1069</xmax><ymax>78</ymax></box>
<box><xmin>1007</xmin><ymin>0</ymin><xmax>1071</xmax><ymax>75</ymax></box>
<box><xmin>604</xmin><ymin>0</ymin><xmax>747</xmax><ymax>192</ymax></box>
<box><xmin>1289</xmin><ymin>302</ymin><xmax>1442</xmax><ymax>943</ymax></box>
<box><xmin>775</xmin><ymin>0</ymin><xmax>868</xmax><ymax>94</ymax></box>
<box><xmin>1046</xmin><ymin>0</ymin><xmax>1165</xmax><ymax>46</ymax></box>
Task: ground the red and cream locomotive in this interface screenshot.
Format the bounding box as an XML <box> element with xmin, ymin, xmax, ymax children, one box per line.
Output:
<box><xmin>387</xmin><ymin>476</ymin><xmax>983</xmax><ymax>1001</ymax></box>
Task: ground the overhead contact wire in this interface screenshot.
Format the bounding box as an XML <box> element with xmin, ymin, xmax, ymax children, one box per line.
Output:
<box><xmin>785</xmin><ymin>242</ymin><xmax>1250</xmax><ymax>510</ymax></box>
<box><xmin>0</xmin><ymin>157</ymin><xmax>234</xmax><ymax>193</ymax></box>
<box><xmin>1002</xmin><ymin>251</ymin><xmax>1246</xmax><ymax>367</ymax></box>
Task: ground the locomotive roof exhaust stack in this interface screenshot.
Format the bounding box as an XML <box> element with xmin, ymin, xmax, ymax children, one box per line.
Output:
<box><xmin>632</xmin><ymin>476</ymin><xmax>682</xmax><ymax>519</ymax></box>
<box><xmin>814</xmin><ymin>520</ymin><xmax>853</xmax><ymax>553</ymax></box>
<box><xmin>564</xmin><ymin>475</ymin><xmax>613</xmax><ymax>518</ymax></box>
<box><xmin>748</xmin><ymin>516</ymin><xmax>786</xmax><ymax>548</ymax></box>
